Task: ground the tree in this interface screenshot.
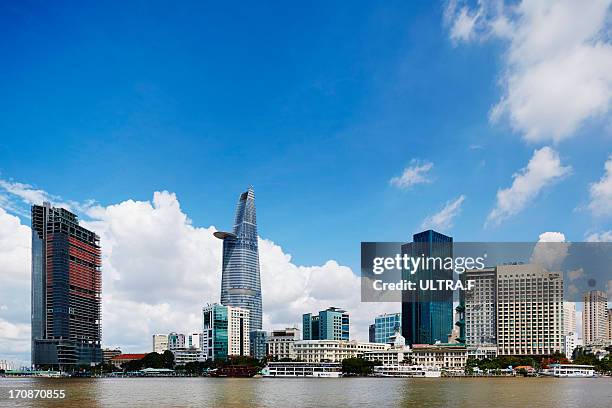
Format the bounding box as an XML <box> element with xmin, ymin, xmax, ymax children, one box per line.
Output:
<box><xmin>341</xmin><ymin>357</ymin><xmax>379</xmax><ymax>376</ymax></box>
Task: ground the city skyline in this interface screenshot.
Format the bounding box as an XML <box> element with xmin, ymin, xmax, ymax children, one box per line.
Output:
<box><xmin>1</xmin><ymin>0</ymin><xmax>611</xmax><ymax>366</ymax></box>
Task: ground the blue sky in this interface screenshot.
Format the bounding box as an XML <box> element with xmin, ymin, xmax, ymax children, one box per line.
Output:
<box><xmin>0</xmin><ymin>0</ymin><xmax>610</xmax><ymax>275</ymax></box>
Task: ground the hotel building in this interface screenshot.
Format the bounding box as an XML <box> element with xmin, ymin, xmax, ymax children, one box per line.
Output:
<box><xmin>293</xmin><ymin>340</ymin><xmax>388</xmax><ymax>363</ymax></box>
<box><xmin>411</xmin><ymin>344</ymin><xmax>467</xmax><ymax>370</ymax></box>
<box><xmin>583</xmin><ymin>291</ymin><xmax>608</xmax><ymax>345</ymax></box>
<box><xmin>464</xmin><ymin>267</ymin><xmax>497</xmax><ymax>348</ymax></box>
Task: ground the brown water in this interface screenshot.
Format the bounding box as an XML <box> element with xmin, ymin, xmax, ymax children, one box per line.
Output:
<box><xmin>0</xmin><ymin>377</ymin><xmax>610</xmax><ymax>408</ymax></box>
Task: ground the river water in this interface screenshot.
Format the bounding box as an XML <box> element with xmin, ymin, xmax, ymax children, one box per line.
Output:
<box><xmin>0</xmin><ymin>377</ymin><xmax>610</xmax><ymax>407</ymax></box>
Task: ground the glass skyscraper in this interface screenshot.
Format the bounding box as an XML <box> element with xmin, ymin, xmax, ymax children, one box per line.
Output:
<box><xmin>401</xmin><ymin>230</ymin><xmax>453</xmax><ymax>345</ymax></box>
<box><xmin>374</xmin><ymin>313</ymin><xmax>402</xmax><ymax>344</ymax></box>
<box><xmin>31</xmin><ymin>203</ymin><xmax>102</xmax><ymax>369</ymax></box>
<box><xmin>214</xmin><ymin>187</ymin><xmax>263</xmax><ymax>330</ymax></box>
<box><xmin>302</xmin><ymin>307</ymin><xmax>349</xmax><ymax>340</ymax></box>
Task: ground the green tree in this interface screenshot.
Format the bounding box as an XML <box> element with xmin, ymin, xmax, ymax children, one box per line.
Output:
<box><xmin>341</xmin><ymin>357</ymin><xmax>379</xmax><ymax>376</ymax></box>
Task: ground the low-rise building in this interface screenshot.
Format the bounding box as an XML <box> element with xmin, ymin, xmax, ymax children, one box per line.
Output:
<box><xmin>411</xmin><ymin>344</ymin><xmax>467</xmax><ymax>370</ymax></box>
<box><xmin>110</xmin><ymin>353</ymin><xmax>147</xmax><ymax>368</ymax></box>
<box><xmin>467</xmin><ymin>345</ymin><xmax>498</xmax><ymax>360</ymax></box>
<box><xmin>363</xmin><ymin>330</ymin><xmax>411</xmax><ymax>366</ymax></box>
<box><xmin>102</xmin><ymin>348</ymin><xmax>122</xmax><ymax>363</ymax></box>
<box><xmin>172</xmin><ymin>348</ymin><xmax>206</xmax><ymax>365</ymax></box>
<box><xmin>267</xmin><ymin>328</ymin><xmax>300</xmax><ymax>360</ymax></box>
<box><xmin>294</xmin><ymin>340</ymin><xmax>388</xmax><ymax>363</ymax></box>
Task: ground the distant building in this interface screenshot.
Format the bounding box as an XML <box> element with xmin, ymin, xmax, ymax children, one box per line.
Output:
<box><xmin>188</xmin><ymin>333</ymin><xmax>203</xmax><ymax>350</ymax></box>
<box><xmin>363</xmin><ymin>330</ymin><xmax>411</xmax><ymax>366</ymax></box>
<box><xmin>374</xmin><ymin>313</ymin><xmax>401</xmax><ymax>344</ymax></box>
<box><xmin>411</xmin><ymin>344</ymin><xmax>467</xmax><ymax>370</ymax></box>
<box><xmin>152</xmin><ymin>334</ymin><xmax>169</xmax><ymax>353</ymax></box>
<box><xmin>583</xmin><ymin>291</ymin><xmax>608</xmax><ymax>345</ymax></box>
<box><xmin>464</xmin><ymin>267</ymin><xmax>497</xmax><ymax>348</ymax></box>
<box><xmin>293</xmin><ymin>340</ymin><xmax>387</xmax><ymax>363</ymax></box>
<box><xmin>102</xmin><ymin>348</ymin><xmax>122</xmax><ymax>363</ymax></box>
<box><xmin>563</xmin><ymin>302</ymin><xmax>577</xmax><ymax>335</ymax></box>
<box><xmin>168</xmin><ymin>333</ymin><xmax>186</xmax><ymax>350</ymax></box>
<box><xmin>110</xmin><ymin>353</ymin><xmax>147</xmax><ymax>368</ymax></box>
<box><xmin>202</xmin><ymin>303</ymin><xmax>250</xmax><ymax>361</ymax></box>
<box><xmin>401</xmin><ymin>230</ymin><xmax>454</xmax><ymax>345</ymax></box>
<box><xmin>302</xmin><ymin>307</ymin><xmax>349</xmax><ymax>340</ymax></box>
<box><xmin>564</xmin><ymin>332</ymin><xmax>579</xmax><ymax>361</ymax></box>
<box><xmin>215</xmin><ymin>187</ymin><xmax>262</xmax><ymax>331</ymax></box>
<box><xmin>250</xmin><ymin>329</ymin><xmax>267</xmax><ymax>361</ymax></box>
<box><xmin>608</xmin><ymin>309</ymin><xmax>612</xmax><ymax>341</ymax></box>
<box><xmin>267</xmin><ymin>328</ymin><xmax>300</xmax><ymax>361</ymax></box>
<box><xmin>467</xmin><ymin>346</ymin><xmax>497</xmax><ymax>360</ymax></box>
<box><xmin>172</xmin><ymin>348</ymin><xmax>206</xmax><ymax>365</ymax></box>
<box><xmin>496</xmin><ymin>264</ymin><xmax>564</xmax><ymax>356</ymax></box>
<box><xmin>368</xmin><ymin>324</ymin><xmax>375</xmax><ymax>343</ymax></box>
<box><xmin>31</xmin><ymin>203</ymin><xmax>102</xmax><ymax>369</ymax></box>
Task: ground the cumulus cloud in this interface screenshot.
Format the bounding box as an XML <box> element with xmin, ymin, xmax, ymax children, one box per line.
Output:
<box><xmin>587</xmin><ymin>155</ymin><xmax>612</xmax><ymax>217</ymax></box>
<box><xmin>585</xmin><ymin>230</ymin><xmax>612</xmax><ymax>242</ymax></box>
<box><xmin>445</xmin><ymin>0</ymin><xmax>612</xmax><ymax>143</ymax></box>
<box><xmin>531</xmin><ymin>231</ymin><xmax>569</xmax><ymax>270</ymax></box>
<box><xmin>389</xmin><ymin>160</ymin><xmax>434</xmax><ymax>189</ymax></box>
<box><xmin>487</xmin><ymin>147</ymin><xmax>571</xmax><ymax>225</ymax></box>
<box><xmin>0</xmin><ymin>187</ymin><xmax>398</xmax><ymax>363</ymax></box>
<box><xmin>421</xmin><ymin>195</ymin><xmax>466</xmax><ymax>232</ymax></box>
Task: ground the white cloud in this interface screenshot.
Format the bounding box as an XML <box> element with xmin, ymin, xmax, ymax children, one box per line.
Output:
<box><xmin>587</xmin><ymin>155</ymin><xmax>612</xmax><ymax>217</ymax></box>
<box><xmin>531</xmin><ymin>231</ymin><xmax>569</xmax><ymax>270</ymax></box>
<box><xmin>390</xmin><ymin>160</ymin><xmax>434</xmax><ymax>189</ymax></box>
<box><xmin>537</xmin><ymin>231</ymin><xmax>566</xmax><ymax>243</ymax></box>
<box><xmin>421</xmin><ymin>195</ymin><xmax>466</xmax><ymax>232</ymax></box>
<box><xmin>446</xmin><ymin>0</ymin><xmax>612</xmax><ymax>143</ymax></box>
<box><xmin>0</xmin><ymin>187</ymin><xmax>398</xmax><ymax>363</ymax></box>
<box><xmin>585</xmin><ymin>230</ymin><xmax>612</xmax><ymax>242</ymax></box>
<box><xmin>487</xmin><ymin>147</ymin><xmax>571</xmax><ymax>225</ymax></box>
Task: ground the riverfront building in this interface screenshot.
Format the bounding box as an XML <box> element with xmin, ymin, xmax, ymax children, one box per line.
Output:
<box><xmin>168</xmin><ymin>332</ymin><xmax>186</xmax><ymax>350</ymax></box>
<box><xmin>152</xmin><ymin>334</ymin><xmax>169</xmax><ymax>353</ymax></box>
<box><xmin>374</xmin><ymin>313</ymin><xmax>402</xmax><ymax>344</ymax></box>
<box><xmin>401</xmin><ymin>230</ymin><xmax>453</xmax><ymax>345</ymax></box>
<box><xmin>188</xmin><ymin>333</ymin><xmax>203</xmax><ymax>350</ymax></box>
<box><xmin>31</xmin><ymin>203</ymin><xmax>102</xmax><ymax>369</ymax></box>
<box><xmin>293</xmin><ymin>340</ymin><xmax>388</xmax><ymax>363</ymax></box>
<box><xmin>214</xmin><ymin>187</ymin><xmax>263</xmax><ymax>331</ymax></box>
<box><xmin>250</xmin><ymin>329</ymin><xmax>267</xmax><ymax>361</ymax></box>
<box><xmin>302</xmin><ymin>307</ymin><xmax>349</xmax><ymax>340</ymax></box>
<box><xmin>267</xmin><ymin>327</ymin><xmax>300</xmax><ymax>360</ymax></box>
<box><xmin>102</xmin><ymin>348</ymin><xmax>122</xmax><ymax>363</ymax></box>
<box><xmin>411</xmin><ymin>344</ymin><xmax>467</xmax><ymax>370</ymax></box>
<box><xmin>464</xmin><ymin>267</ymin><xmax>497</xmax><ymax>348</ymax></box>
<box><xmin>363</xmin><ymin>330</ymin><xmax>411</xmax><ymax>365</ymax></box>
<box><xmin>172</xmin><ymin>348</ymin><xmax>206</xmax><ymax>365</ymax></box>
<box><xmin>202</xmin><ymin>303</ymin><xmax>250</xmax><ymax>361</ymax></box>
<box><xmin>583</xmin><ymin>291</ymin><xmax>608</xmax><ymax>345</ymax></box>
<box><xmin>496</xmin><ymin>264</ymin><xmax>564</xmax><ymax>356</ymax></box>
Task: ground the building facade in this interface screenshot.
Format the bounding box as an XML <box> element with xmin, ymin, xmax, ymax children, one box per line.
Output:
<box><xmin>188</xmin><ymin>333</ymin><xmax>203</xmax><ymax>350</ymax></box>
<box><xmin>583</xmin><ymin>291</ymin><xmax>608</xmax><ymax>345</ymax></box>
<box><xmin>294</xmin><ymin>340</ymin><xmax>388</xmax><ymax>363</ymax></box>
<box><xmin>172</xmin><ymin>348</ymin><xmax>206</xmax><ymax>365</ymax></box>
<box><xmin>608</xmin><ymin>309</ymin><xmax>612</xmax><ymax>341</ymax></box>
<box><xmin>267</xmin><ymin>328</ymin><xmax>300</xmax><ymax>360</ymax></box>
<box><xmin>374</xmin><ymin>313</ymin><xmax>402</xmax><ymax>344</ymax></box>
<box><xmin>401</xmin><ymin>230</ymin><xmax>453</xmax><ymax>345</ymax></box>
<box><xmin>102</xmin><ymin>348</ymin><xmax>122</xmax><ymax>363</ymax></box>
<box><xmin>496</xmin><ymin>264</ymin><xmax>564</xmax><ymax>356</ymax></box>
<box><xmin>464</xmin><ymin>267</ymin><xmax>497</xmax><ymax>348</ymax></box>
<box><xmin>249</xmin><ymin>329</ymin><xmax>267</xmax><ymax>361</ymax></box>
<box><xmin>411</xmin><ymin>344</ymin><xmax>467</xmax><ymax>370</ymax></box>
<box><xmin>152</xmin><ymin>334</ymin><xmax>169</xmax><ymax>353</ymax></box>
<box><xmin>202</xmin><ymin>304</ymin><xmax>250</xmax><ymax>361</ymax></box>
<box><xmin>563</xmin><ymin>302</ymin><xmax>577</xmax><ymax>335</ymax></box>
<box><xmin>214</xmin><ymin>187</ymin><xmax>263</xmax><ymax>331</ymax></box>
<box><xmin>168</xmin><ymin>333</ymin><xmax>186</xmax><ymax>350</ymax></box>
<box><xmin>302</xmin><ymin>307</ymin><xmax>349</xmax><ymax>341</ymax></box>
<box><xmin>31</xmin><ymin>203</ymin><xmax>102</xmax><ymax>369</ymax></box>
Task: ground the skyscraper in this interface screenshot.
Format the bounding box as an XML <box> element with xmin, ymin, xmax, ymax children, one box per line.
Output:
<box><xmin>31</xmin><ymin>203</ymin><xmax>102</xmax><ymax>369</ymax></box>
<box><xmin>401</xmin><ymin>230</ymin><xmax>453</xmax><ymax>345</ymax></box>
<box><xmin>302</xmin><ymin>307</ymin><xmax>349</xmax><ymax>340</ymax></box>
<box><xmin>583</xmin><ymin>290</ymin><xmax>608</xmax><ymax>345</ymax></box>
<box><xmin>464</xmin><ymin>267</ymin><xmax>497</xmax><ymax>348</ymax></box>
<box><xmin>214</xmin><ymin>187</ymin><xmax>263</xmax><ymax>330</ymax></box>
<box><xmin>373</xmin><ymin>313</ymin><xmax>402</xmax><ymax>344</ymax></box>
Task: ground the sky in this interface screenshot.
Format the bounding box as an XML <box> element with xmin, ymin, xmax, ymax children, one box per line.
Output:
<box><xmin>0</xmin><ymin>0</ymin><xmax>611</xmax><ymax>366</ymax></box>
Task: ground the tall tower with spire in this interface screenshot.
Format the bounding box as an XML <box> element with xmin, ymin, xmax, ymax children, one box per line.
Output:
<box><xmin>214</xmin><ymin>187</ymin><xmax>263</xmax><ymax>330</ymax></box>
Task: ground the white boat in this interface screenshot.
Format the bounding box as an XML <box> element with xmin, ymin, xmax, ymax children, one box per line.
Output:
<box><xmin>541</xmin><ymin>364</ymin><xmax>595</xmax><ymax>378</ymax></box>
<box><xmin>262</xmin><ymin>362</ymin><xmax>342</xmax><ymax>378</ymax></box>
<box><xmin>373</xmin><ymin>365</ymin><xmax>441</xmax><ymax>378</ymax></box>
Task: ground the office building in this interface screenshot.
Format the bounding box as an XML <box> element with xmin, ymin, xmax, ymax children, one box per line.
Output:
<box><xmin>267</xmin><ymin>328</ymin><xmax>300</xmax><ymax>361</ymax></box>
<box><xmin>250</xmin><ymin>329</ymin><xmax>267</xmax><ymax>361</ymax></box>
<box><xmin>368</xmin><ymin>324</ymin><xmax>375</xmax><ymax>343</ymax></box>
<box><xmin>373</xmin><ymin>313</ymin><xmax>402</xmax><ymax>344</ymax></box>
<box><xmin>496</xmin><ymin>264</ymin><xmax>564</xmax><ymax>356</ymax></box>
<box><xmin>188</xmin><ymin>333</ymin><xmax>203</xmax><ymax>350</ymax></box>
<box><xmin>401</xmin><ymin>230</ymin><xmax>453</xmax><ymax>345</ymax></box>
<box><xmin>464</xmin><ymin>267</ymin><xmax>497</xmax><ymax>348</ymax></box>
<box><xmin>168</xmin><ymin>333</ymin><xmax>186</xmax><ymax>350</ymax></box>
<box><xmin>102</xmin><ymin>348</ymin><xmax>122</xmax><ymax>363</ymax></box>
<box><xmin>152</xmin><ymin>334</ymin><xmax>169</xmax><ymax>353</ymax></box>
<box><xmin>563</xmin><ymin>302</ymin><xmax>577</xmax><ymax>335</ymax></box>
<box><xmin>202</xmin><ymin>303</ymin><xmax>250</xmax><ymax>361</ymax></box>
<box><xmin>583</xmin><ymin>291</ymin><xmax>608</xmax><ymax>345</ymax></box>
<box><xmin>302</xmin><ymin>307</ymin><xmax>349</xmax><ymax>340</ymax></box>
<box><xmin>293</xmin><ymin>340</ymin><xmax>388</xmax><ymax>363</ymax></box>
<box><xmin>214</xmin><ymin>187</ymin><xmax>263</xmax><ymax>330</ymax></box>
<box><xmin>31</xmin><ymin>203</ymin><xmax>102</xmax><ymax>369</ymax></box>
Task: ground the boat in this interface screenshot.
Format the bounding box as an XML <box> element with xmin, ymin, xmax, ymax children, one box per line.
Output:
<box><xmin>262</xmin><ymin>362</ymin><xmax>342</xmax><ymax>378</ymax></box>
<box><xmin>208</xmin><ymin>366</ymin><xmax>260</xmax><ymax>377</ymax></box>
<box><xmin>540</xmin><ymin>364</ymin><xmax>596</xmax><ymax>378</ymax></box>
<box><xmin>373</xmin><ymin>365</ymin><xmax>441</xmax><ymax>378</ymax></box>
